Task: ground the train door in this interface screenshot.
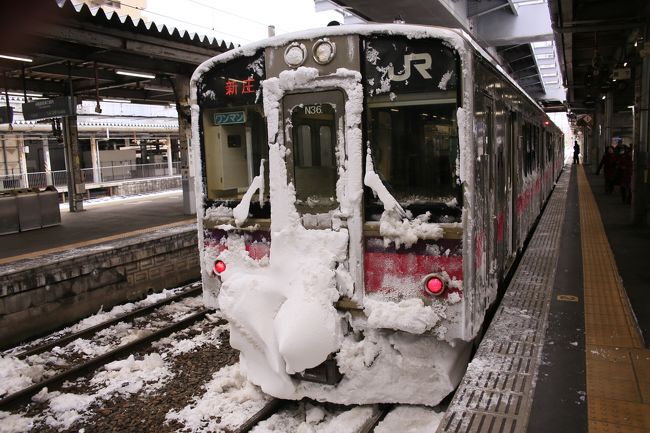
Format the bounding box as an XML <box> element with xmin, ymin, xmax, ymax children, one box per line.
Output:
<box><xmin>494</xmin><ymin>104</ymin><xmax>507</xmax><ymax>278</ymax></box>
<box><xmin>283</xmin><ymin>91</ymin><xmax>345</xmax><ymax>220</ymax></box>
<box><xmin>507</xmin><ymin>111</ymin><xmax>516</xmax><ymax>262</ymax></box>
<box><xmin>483</xmin><ymin>95</ymin><xmax>499</xmax><ymax>281</ymax></box>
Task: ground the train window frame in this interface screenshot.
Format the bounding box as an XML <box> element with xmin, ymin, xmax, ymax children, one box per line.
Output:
<box><xmin>363</xmin><ymin>93</ymin><xmax>462</xmax><ymax>223</ymax></box>
<box><xmin>200</xmin><ymin>106</ymin><xmax>270</xmax><ymax>214</ymax></box>
<box><xmin>282</xmin><ymin>90</ymin><xmax>345</xmax><ymax>215</ymax></box>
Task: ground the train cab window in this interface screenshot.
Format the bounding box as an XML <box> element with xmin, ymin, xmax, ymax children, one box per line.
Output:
<box><xmin>290</xmin><ymin>103</ymin><xmax>338</xmax><ymax>214</ymax></box>
<box><xmin>365</xmin><ymin>102</ymin><xmax>461</xmax><ymax>222</ymax></box>
<box><xmin>201</xmin><ymin>109</ymin><xmax>269</xmax><ymax>207</ymax></box>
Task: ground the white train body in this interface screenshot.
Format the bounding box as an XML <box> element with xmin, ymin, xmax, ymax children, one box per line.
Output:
<box><xmin>191</xmin><ymin>24</ymin><xmax>563</xmax><ymax>406</ymax></box>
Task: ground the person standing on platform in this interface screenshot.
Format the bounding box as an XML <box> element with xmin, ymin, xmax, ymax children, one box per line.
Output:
<box><xmin>573</xmin><ymin>141</ymin><xmax>580</xmax><ymax>164</ymax></box>
<box><xmin>596</xmin><ymin>146</ymin><xmax>618</xmax><ymax>194</ymax></box>
<box><xmin>616</xmin><ymin>145</ymin><xmax>633</xmax><ymax>204</ymax></box>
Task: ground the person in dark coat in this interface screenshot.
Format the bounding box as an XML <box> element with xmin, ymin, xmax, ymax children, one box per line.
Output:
<box><xmin>596</xmin><ymin>146</ymin><xmax>618</xmax><ymax>194</ymax></box>
<box><xmin>616</xmin><ymin>145</ymin><xmax>633</xmax><ymax>204</ymax></box>
<box><xmin>573</xmin><ymin>141</ymin><xmax>580</xmax><ymax>164</ymax></box>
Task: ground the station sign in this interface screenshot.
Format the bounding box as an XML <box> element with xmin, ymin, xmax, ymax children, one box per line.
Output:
<box><xmin>0</xmin><ymin>106</ymin><xmax>13</xmax><ymax>124</ymax></box>
<box><xmin>213</xmin><ymin>111</ymin><xmax>246</xmax><ymax>125</ymax></box>
<box><xmin>22</xmin><ymin>96</ymin><xmax>76</xmax><ymax>121</ymax></box>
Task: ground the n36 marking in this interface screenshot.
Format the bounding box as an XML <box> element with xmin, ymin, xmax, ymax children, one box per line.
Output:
<box><xmin>304</xmin><ymin>105</ymin><xmax>323</xmax><ymax>115</ymax></box>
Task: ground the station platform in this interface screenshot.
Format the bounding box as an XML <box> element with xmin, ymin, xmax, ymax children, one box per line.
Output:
<box><xmin>440</xmin><ymin>164</ymin><xmax>650</xmax><ymax>433</ymax></box>
<box><xmin>0</xmin><ymin>190</ymin><xmax>194</xmax><ymax>266</ymax></box>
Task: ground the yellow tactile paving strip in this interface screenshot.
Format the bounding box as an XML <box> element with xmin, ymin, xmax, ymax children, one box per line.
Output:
<box><xmin>577</xmin><ymin>165</ymin><xmax>650</xmax><ymax>433</ymax></box>
<box><xmin>0</xmin><ymin>219</ymin><xmax>196</xmax><ymax>267</ymax></box>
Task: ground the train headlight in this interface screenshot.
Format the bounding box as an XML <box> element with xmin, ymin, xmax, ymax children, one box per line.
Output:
<box><xmin>312</xmin><ymin>38</ymin><xmax>336</xmax><ymax>65</ymax></box>
<box><xmin>423</xmin><ymin>274</ymin><xmax>446</xmax><ymax>296</ymax></box>
<box><xmin>284</xmin><ymin>42</ymin><xmax>307</xmax><ymax>68</ymax></box>
<box><xmin>213</xmin><ymin>259</ymin><xmax>227</xmax><ymax>275</ymax></box>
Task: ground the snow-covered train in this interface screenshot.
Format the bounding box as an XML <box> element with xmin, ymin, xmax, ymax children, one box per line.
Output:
<box><xmin>191</xmin><ymin>24</ymin><xmax>564</xmax><ymax>406</ymax></box>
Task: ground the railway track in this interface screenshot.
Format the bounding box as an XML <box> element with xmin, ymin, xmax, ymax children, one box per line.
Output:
<box><xmin>13</xmin><ymin>283</ymin><xmax>203</xmax><ymax>359</ymax></box>
<box><xmin>230</xmin><ymin>399</ymin><xmax>395</xmax><ymax>433</ymax></box>
<box><xmin>0</xmin><ymin>283</ymin><xmax>215</xmax><ymax>411</ymax></box>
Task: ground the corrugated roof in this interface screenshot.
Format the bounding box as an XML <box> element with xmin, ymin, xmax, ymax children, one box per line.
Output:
<box><xmin>55</xmin><ymin>0</ymin><xmax>237</xmax><ymax>52</ymax></box>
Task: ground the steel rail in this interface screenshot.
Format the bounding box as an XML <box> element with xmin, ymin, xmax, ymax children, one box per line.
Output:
<box><xmin>0</xmin><ymin>308</ymin><xmax>212</xmax><ymax>411</ymax></box>
<box><xmin>14</xmin><ymin>284</ymin><xmax>202</xmax><ymax>359</ymax></box>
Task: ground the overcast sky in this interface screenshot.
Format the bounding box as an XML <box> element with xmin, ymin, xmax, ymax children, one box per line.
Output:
<box><xmin>139</xmin><ymin>0</ymin><xmax>343</xmax><ymax>46</ymax></box>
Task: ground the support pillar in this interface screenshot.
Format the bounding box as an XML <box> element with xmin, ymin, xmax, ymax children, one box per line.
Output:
<box><xmin>604</xmin><ymin>90</ymin><xmax>614</xmax><ymax>148</ymax></box>
<box><xmin>42</xmin><ymin>137</ymin><xmax>53</xmax><ymax>186</ymax></box>
<box><xmin>174</xmin><ymin>76</ymin><xmax>195</xmax><ymax>215</ymax></box>
<box><xmin>592</xmin><ymin>109</ymin><xmax>601</xmax><ymax>170</ymax></box>
<box><xmin>632</xmin><ymin>49</ymin><xmax>650</xmax><ymax>225</ymax></box>
<box><xmin>90</xmin><ymin>136</ymin><xmax>101</xmax><ymax>184</ymax></box>
<box><xmin>166</xmin><ymin>134</ymin><xmax>173</xmax><ymax>176</ymax></box>
<box><xmin>62</xmin><ymin>115</ymin><xmax>85</xmax><ymax>212</ymax></box>
<box><xmin>18</xmin><ymin>135</ymin><xmax>28</xmax><ymax>188</ymax></box>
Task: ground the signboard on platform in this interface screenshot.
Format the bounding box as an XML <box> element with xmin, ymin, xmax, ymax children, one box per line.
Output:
<box><xmin>22</xmin><ymin>96</ymin><xmax>76</xmax><ymax>121</ymax></box>
<box><xmin>0</xmin><ymin>106</ymin><xmax>13</xmax><ymax>124</ymax></box>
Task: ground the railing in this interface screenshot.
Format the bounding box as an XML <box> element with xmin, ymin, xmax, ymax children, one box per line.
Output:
<box><xmin>0</xmin><ymin>162</ymin><xmax>181</xmax><ymax>191</ymax></box>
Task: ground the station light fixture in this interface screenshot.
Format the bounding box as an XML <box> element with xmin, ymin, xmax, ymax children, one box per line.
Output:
<box><xmin>102</xmin><ymin>98</ymin><xmax>131</xmax><ymax>103</ymax></box>
<box><xmin>0</xmin><ymin>54</ymin><xmax>33</xmax><ymax>63</ymax></box>
<box><xmin>7</xmin><ymin>91</ymin><xmax>42</xmax><ymax>98</ymax></box>
<box><xmin>116</xmin><ymin>69</ymin><xmax>156</xmax><ymax>79</ymax></box>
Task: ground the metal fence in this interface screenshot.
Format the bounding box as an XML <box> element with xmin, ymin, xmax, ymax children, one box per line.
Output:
<box><xmin>0</xmin><ymin>162</ymin><xmax>181</xmax><ymax>191</ymax></box>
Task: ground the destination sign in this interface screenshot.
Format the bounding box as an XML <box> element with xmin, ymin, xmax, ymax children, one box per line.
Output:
<box><xmin>213</xmin><ymin>111</ymin><xmax>246</xmax><ymax>125</ymax></box>
<box><xmin>198</xmin><ymin>51</ymin><xmax>264</xmax><ymax>108</ymax></box>
<box><xmin>22</xmin><ymin>96</ymin><xmax>76</xmax><ymax>121</ymax></box>
<box><xmin>0</xmin><ymin>106</ymin><xmax>13</xmax><ymax>124</ymax></box>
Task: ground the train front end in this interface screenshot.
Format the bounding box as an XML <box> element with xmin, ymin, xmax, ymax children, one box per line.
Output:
<box><xmin>192</xmin><ymin>25</ymin><xmax>478</xmax><ymax>406</ymax></box>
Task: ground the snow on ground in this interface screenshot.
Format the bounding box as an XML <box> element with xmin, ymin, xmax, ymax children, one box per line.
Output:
<box><xmin>0</xmin><ymin>283</ymin><xmax>228</xmax><ymax>433</ymax></box>
<box><xmin>0</xmin><ymin>281</ymin><xmax>447</xmax><ymax>433</ymax></box>
<box><xmin>167</xmin><ymin>360</ymin><xmax>445</xmax><ymax>433</ymax></box>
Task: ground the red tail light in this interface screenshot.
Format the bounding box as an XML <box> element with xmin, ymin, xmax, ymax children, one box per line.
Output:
<box><xmin>214</xmin><ymin>260</ymin><xmax>226</xmax><ymax>274</ymax></box>
<box><xmin>424</xmin><ymin>276</ymin><xmax>445</xmax><ymax>296</ymax></box>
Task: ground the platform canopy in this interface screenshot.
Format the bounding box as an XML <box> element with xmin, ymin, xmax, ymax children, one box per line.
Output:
<box><xmin>316</xmin><ymin>0</ymin><xmax>567</xmax><ymax>111</ymax></box>
<box><xmin>0</xmin><ymin>0</ymin><xmax>235</xmax><ymax>106</ymax></box>
<box><xmin>547</xmin><ymin>0</ymin><xmax>649</xmax><ymax>114</ymax></box>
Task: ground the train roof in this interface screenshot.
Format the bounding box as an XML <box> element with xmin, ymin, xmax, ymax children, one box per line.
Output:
<box><xmin>192</xmin><ymin>23</ymin><xmax>556</xmax><ymax>127</ymax></box>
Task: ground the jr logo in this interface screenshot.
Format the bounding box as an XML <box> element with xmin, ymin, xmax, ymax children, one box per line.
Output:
<box><xmin>388</xmin><ymin>53</ymin><xmax>433</xmax><ymax>82</ymax></box>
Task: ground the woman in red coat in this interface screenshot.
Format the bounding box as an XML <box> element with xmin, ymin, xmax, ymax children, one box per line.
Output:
<box><xmin>596</xmin><ymin>146</ymin><xmax>618</xmax><ymax>194</ymax></box>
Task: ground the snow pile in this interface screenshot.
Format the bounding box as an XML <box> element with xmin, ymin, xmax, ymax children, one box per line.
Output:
<box><xmin>363</xmin><ymin>148</ymin><xmax>404</xmax><ymax>216</ymax></box>
<box><xmin>205</xmin><ymin>204</ymin><xmax>234</xmax><ymax>221</ymax></box>
<box><xmin>233</xmin><ymin>159</ymin><xmax>266</xmax><ymax>226</ymax></box>
<box><xmin>166</xmin><ymin>364</ymin><xmax>270</xmax><ymax>432</ymax></box>
<box><xmin>0</xmin><ymin>356</ymin><xmax>45</xmax><ymax>397</ymax></box>
<box><xmin>41</xmin><ymin>392</ymin><xmax>95</xmax><ymax>430</ymax></box>
<box><xmin>374</xmin><ymin>406</ymin><xmax>444</xmax><ymax>433</ymax></box>
<box><xmin>378</xmin><ymin>210</ymin><xmax>444</xmax><ymax>249</ymax></box>
<box><xmin>0</xmin><ymin>411</ymin><xmax>35</xmax><ymax>433</ymax></box>
<box><xmin>218</xmin><ymin>224</ymin><xmax>348</xmax><ymax>396</ymax></box>
<box><xmin>90</xmin><ymin>353</ymin><xmax>172</xmax><ymax>397</ymax></box>
<box><xmin>363</xmin><ymin>298</ymin><xmax>445</xmax><ymax>334</ymax></box>
<box><xmin>256</xmin><ymin>404</ymin><xmax>375</xmax><ymax>433</ymax></box>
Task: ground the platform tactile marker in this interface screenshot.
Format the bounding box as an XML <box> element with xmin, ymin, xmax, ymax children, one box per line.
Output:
<box><xmin>438</xmin><ymin>168</ymin><xmax>571</xmax><ymax>433</ymax></box>
<box><xmin>577</xmin><ymin>165</ymin><xmax>650</xmax><ymax>433</ymax></box>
